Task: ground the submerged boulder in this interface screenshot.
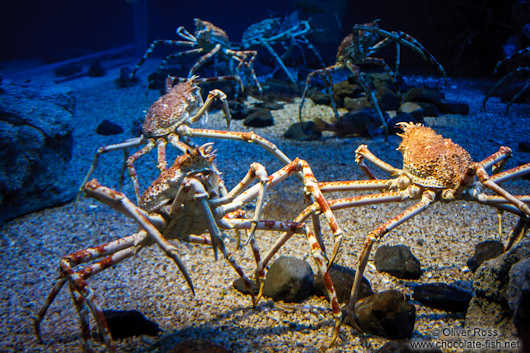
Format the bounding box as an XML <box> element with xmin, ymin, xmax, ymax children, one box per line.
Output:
<box><xmin>0</xmin><ymin>80</ymin><xmax>76</xmax><ymax>223</ymax></box>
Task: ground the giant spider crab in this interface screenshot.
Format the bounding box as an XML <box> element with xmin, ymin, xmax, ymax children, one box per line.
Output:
<box><xmin>80</xmin><ymin>75</ymin><xmax>291</xmax><ymax>203</ymax></box>
<box><xmin>35</xmin><ymin>143</ymin><xmax>346</xmax><ymax>352</ymax></box>
<box><xmin>299</xmin><ymin>20</ymin><xmax>447</xmax><ymax>137</ymax></box>
<box><xmin>129</xmin><ymin>18</ymin><xmax>262</xmax><ymax>93</ymax></box>
<box><xmin>483</xmin><ymin>46</ymin><xmax>530</xmax><ymax>112</ymax></box>
<box><xmin>261</xmin><ymin>122</ymin><xmax>530</xmax><ymax>343</ymax></box>
<box><xmin>240</xmin><ymin>11</ymin><xmax>325</xmax><ymax>84</ymax></box>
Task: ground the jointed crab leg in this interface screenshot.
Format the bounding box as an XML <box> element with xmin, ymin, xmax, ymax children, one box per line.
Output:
<box><xmin>221</xmin><ymin>158</ymin><xmax>345</xmax><ymax>264</ymax></box>
<box><xmin>483</xmin><ymin>67</ymin><xmax>530</xmax><ymax>112</ymax></box>
<box><xmin>222</xmin><ymin>217</ymin><xmax>342</xmax><ymax>345</ymax></box>
<box><xmin>34</xmin><ymin>234</ymin><xmax>141</xmax><ymax>353</ymax></box>
<box><xmin>353</xmin><ymin>23</ymin><xmax>447</xmax><ymax>80</ymax></box>
<box><xmin>77</xmin><ymin>135</ymin><xmax>146</xmax><ymax>202</ymax></box>
<box><xmin>176</xmin><ymin>126</ymin><xmax>293</xmax><ymax>165</ymax></box>
<box><xmin>83</xmin><ymin>179</ymin><xmax>194</xmax><ymax>292</ymax></box>
<box><xmin>349</xmin><ymin>191</ymin><xmax>435</xmax><ymax>311</ymax></box>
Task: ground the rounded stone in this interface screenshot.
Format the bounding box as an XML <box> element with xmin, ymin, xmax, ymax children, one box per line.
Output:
<box><xmin>263</xmin><ymin>256</ymin><xmax>314</xmax><ymax>303</ymax></box>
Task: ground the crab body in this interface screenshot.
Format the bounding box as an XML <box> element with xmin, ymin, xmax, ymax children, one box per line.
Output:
<box><xmin>129</xmin><ymin>18</ymin><xmax>261</xmax><ymax>92</ymax></box>
<box><xmin>194</xmin><ymin>19</ymin><xmax>231</xmax><ymax>49</ymax></box>
<box><xmin>240</xmin><ymin>12</ymin><xmax>325</xmax><ymax>84</ymax></box>
<box><xmin>313</xmin><ymin>122</ymin><xmax>530</xmax><ymax>335</ymax></box>
<box><xmin>143</xmin><ymin>77</ymin><xmax>202</xmax><ymax>137</ymax></box>
<box><xmin>397</xmin><ymin>123</ymin><xmax>473</xmax><ymax>190</ymax></box>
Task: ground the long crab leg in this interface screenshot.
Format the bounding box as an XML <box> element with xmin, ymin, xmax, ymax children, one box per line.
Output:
<box><xmin>490</xmin><ymin>163</ymin><xmax>530</xmax><ymax>184</ymax></box>
<box><xmin>188</xmin><ymin>44</ymin><xmax>222</xmax><ymax>78</ymax></box>
<box><xmin>83</xmin><ymin>179</ymin><xmax>194</xmax><ymax>294</ymax></box>
<box><xmin>176</xmin><ymin>125</ymin><xmax>293</xmax><ymax>166</ymax></box>
<box><xmin>477</xmin><ymin>146</ymin><xmax>512</xmax><ymax>173</ymax></box>
<box><xmin>483</xmin><ymin>67</ymin><xmax>530</xmax><ymax>112</ymax></box>
<box><xmin>299</xmin><ymin>65</ymin><xmax>342</xmax><ymax>123</ymax></box>
<box><xmin>505</xmin><ymin>216</ymin><xmax>530</xmax><ymax>251</ymax></box>
<box><xmin>353</xmin><ymin>24</ymin><xmax>447</xmax><ymax>80</ymax></box>
<box><xmin>219</xmin><ymin>158</ymin><xmax>345</xmax><ymax>266</ymax></box>
<box><xmin>129</xmin><ymin>39</ymin><xmax>198</xmax><ymax>80</ymax></box>
<box><xmin>261</xmin><ymin>192</ymin><xmax>405</xmax><ymax>270</ymax></box>
<box><xmin>157</xmin><ymin>48</ymin><xmax>204</xmax><ymax>72</ymax></box>
<box><xmin>222</xmin><ymin>217</ymin><xmax>341</xmax><ymax>345</ymax></box>
<box><xmin>355</xmin><ymin>144</ymin><xmax>402</xmax><ymax>179</ymax></box>
<box><xmin>77</xmin><ymin>136</ymin><xmax>146</xmax><ymax>202</ymax></box>
<box><xmin>185</xmin><ymin>233</ymin><xmax>261</xmax><ymax>307</ymax></box>
<box><xmin>347</xmin><ymin>190</ymin><xmax>435</xmax><ymax>322</ymax></box>
<box><xmin>34</xmin><ymin>233</ymin><xmax>142</xmax><ymax>352</ymax></box>
<box><xmin>126</xmin><ymin>138</ymin><xmax>157</xmax><ymax>202</ymax></box>
<box><xmin>210</xmin><ymin>162</ymin><xmax>269</xmax><ymax>246</ymax></box>
<box><xmin>475</xmin><ymin>165</ymin><xmax>530</xmax><ymax>216</ymax></box>
<box><xmin>345</xmin><ymin>62</ymin><xmax>388</xmax><ymax>137</ymax></box>
<box><xmin>259</xmin><ymin>39</ymin><xmax>297</xmax><ymax>84</ymax></box>
<box><xmin>225</xmin><ymin>49</ymin><xmax>261</xmax><ymax>88</ymax></box>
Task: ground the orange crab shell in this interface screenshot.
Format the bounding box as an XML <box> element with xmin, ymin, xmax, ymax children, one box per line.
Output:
<box><xmin>139</xmin><ymin>144</ymin><xmax>217</xmax><ymax>212</ymax></box>
<box><xmin>396</xmin><ymin>122</ymin><xmax>473</xmax><ymax>189</ymax></box>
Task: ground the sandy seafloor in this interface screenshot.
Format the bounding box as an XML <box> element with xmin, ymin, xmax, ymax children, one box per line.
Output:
<box><xmin>0</xmin><ymin>61</ymin><xmax>529</xmax><ymax>353</ymax></box>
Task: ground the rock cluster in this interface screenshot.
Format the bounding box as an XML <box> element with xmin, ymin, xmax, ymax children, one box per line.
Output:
<box><xmin>0</xmin><ymin>80</ymin><xmax>77</xmax><ymax>223</ymax></box>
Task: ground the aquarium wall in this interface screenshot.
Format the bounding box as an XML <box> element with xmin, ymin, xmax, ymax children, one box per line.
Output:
<box><xmin>0</xmin><ymin>0</ymin><xmax>527</xmax><ymax>76</ymax></box>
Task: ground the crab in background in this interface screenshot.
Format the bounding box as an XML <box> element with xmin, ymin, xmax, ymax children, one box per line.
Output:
<box><xmin>483</xmin><ymin>46</ymin><xmax>530</xmax><ymax>112</ymax></box>
<box><xmin>35</xmin><ymin>143</ymin><xmax>347</xmax><ymax>352</ymax></box>
<box><xmin>299</xmin><ymin>20</ymin><xmax>447</xmax><ymax>137</ymax></box>
<box><xmin>240</xmin><ymin>11</ymin><xmax>325</xmax><ymax>84</ymax></box>
<box><xmin>129</xmin><ymin>18</ymin><xmax>262</xmax><ymax>93</ymax></box>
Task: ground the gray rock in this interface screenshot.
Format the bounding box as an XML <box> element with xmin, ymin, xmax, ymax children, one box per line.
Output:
<box><xmin>387</xmin><ymin>113</ymin><xmax>418</xmax><ymax>135</ymax></box>
<box><xmin>414</xmin><ymin>101</ymin><xmax>439</xmax><ymax>117</ymax></box>
<box><xmin>343</xmin><ymin>96</ymin><xmax>370</xmax><ymax>111</ymax></box>
<box><xmin>398</xmin><ymin>102</ymin><xmax>424</xmax><ymax>123</ymax></box>
<box><xmin>508</xmin><ymin>257</ymin><xmax>530</xmax><ymax>351</ymax></box>
<box><xmin>314</xmin><ymin>108</ymin><xmax>382</xmax><ymax>137</ymax></box>
<box><xmin>283</xmin><ymin>121</ymin><xmax>321</xmax><ymax>141</ymax></box>
<box><xmin>438</xmin><ymin>98</ymin><xmax>470</xmax><ymax>115</ymax></box>
<box><xmin>403</xmin><ymin>87</ymin><xmax>444</xmax><ymax>105</ymax></box>
<box><xmin>332</xmin><ymin>79</ymin><xmax>363</xmax><ymax>102</ymax></box>
<box><xmin>243</xmin><ymin>108</ymin><xmax>274</xmax><ymax>128</ymax></box>
<box><xmin>465</xmin><ymin>240</ymin><xmax>530</xmax><ymax>342</ymax></box>
<box><xmin>103</xmin><ymin>309</ymin><xmax>160</xmax><ymax>339</ymax></box>
<box><xmin>352</xmin><ymin>290</ymin><xmax>416</xmax><ymax>339</ymax></box>
<box><xmin>232</xmin><ymin>277</ymin><xmax>259</xmax><ymax>295</ymax></box>
<box><xmin>375</xmin><ymin>244</ymin><xmax>422</xmax><ymax>279</ymax></box>
<box><xmin>466</xmin><ymin>240</ymin><xmax>504</xmax><ymax>273</ymax></box>
<box><xmin>413</xmin><ymin>282</ymin><xmax>473</xmax><ymax>312</ymax></box>
<box><xmin>96</xmin><ymin>119</ymin><xmax>124</xmax><ymax>136</ymax></box>
<box><xmin>263</xmin><ymin>256</ymin><xmax>314</xmax><ymax>303</ymax></box>
<box><xmin>227</xmin><ymin>100</ymin><xmax>249</xmax><ymax>120</ymax></box>
<box><xmin>308</xmin><ymin>91</ymin><xmax>331</xmax><ymax>105</ymax></box>
<box><xmin>376</xmin><ymin>87</ymin><xmax>401</xmax><ymax>111</ymax></box>
<box><xmin>519</xmin><ymin>141</ymin><xmax>530</xmax><ymax>153</ymax></box>
<box><xmin>369</xmin><ymin>73</ymin><xmax>395</xmax><ymax>91</ymax></box>
<box><xmin>0</xmin><ymin>80</ymin><xmax>76</xmax><ymax>223</ymax></box>
<box><xmin>313</xmin><ymin>264</ymin><xmax>374</xmax><ymax>304</ymax></box>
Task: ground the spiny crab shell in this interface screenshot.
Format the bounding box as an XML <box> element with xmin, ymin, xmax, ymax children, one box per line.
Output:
<box><xmin>139</xmin><ymin>143</ymin><xmax>218</xmax><ymax>212</ymax></box>
<box><xmin>396</xmin><ymin>122</ymin><xmax>473</xmax><ymax>189</ymax></box>
<box><xmin>142</xmin><ymin>76</ymin><xmax>201</xmax><ymax>137</ymax></box>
